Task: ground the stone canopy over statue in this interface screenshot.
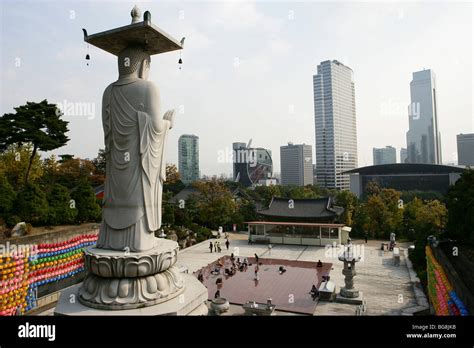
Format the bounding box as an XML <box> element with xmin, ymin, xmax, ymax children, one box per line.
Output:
<box><xmin>53</xmin><ymin>7</ymin><xmax>207</xmax><ymax>314</ymax></box>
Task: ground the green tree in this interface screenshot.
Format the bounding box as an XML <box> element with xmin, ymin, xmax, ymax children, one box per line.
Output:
<box><xmin>364</xmin><ymin>188</ymin><xmax>403</xmax><ymax>239</ymax></box>
<box><xmin>403</xmin><ymin>197</ymin><xmax>424</xmax><ymax>240</ymax></box>
<box><xmin>0</xmin><ymin>173</ymin><xmax>16</xmax><ymax>218</ymax></box>
<box><xmin>0</xmin><ymin>100</ymin><xmax>69</xmax><ymax>184</ymax></box>
<box><xmin>364</xmin><ymin>180</ymin><xmax>381</xmax><ymax>198</ymax></box>
<box><xmin>71</xmin><ymin>180</ymin><xmax>101</xmax><ymax>223</ymax></box>
<box><xmin>407</xmin><ymin>199</ymin><xmax>448</xmax><ymax>284</ymax></box>
<box><xmin>194</xmin><ymin>179</ymin><xmax>237</xmax><ymax>229</ymax></box>
<box><xmin>335</xmin><ymin>190</ymin><xmax>358</xmax><ymax>226</ymax></box>
<box><xmin>41</xmin><ymin>154</ymin><xmax>60</xmax><ymax>186</ymax></box>
<box><xmin>446</xmin><ymin>169</ymin><xmax>474</xmax><ymax>244</ymax></box>
<box><xmin>15</xmin><ymin>183</ymin><xmax>49</xmax><ymax>225</ymax></box>
<box><xmin>365</xmin><ymin>195</ymin><xmax>388</xmax><ymax>238</ymax></box>
<box><xmin>47</xmin><ymin>184</ymin><xmax>77</xmax><ymax>225</ymax></box>
<box><xmin>253</xmin><ymin>185</ymin><xmax>281</xmax><ymax>207</ymax></box>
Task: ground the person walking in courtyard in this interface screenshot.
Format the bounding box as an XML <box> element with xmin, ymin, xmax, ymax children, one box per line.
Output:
<box><xmin>209</xmin><ymin>241</ymin><xmax>213</xmax><ymax>253</ymax></box>
<box><xmin>217</xmin><ymin>241</ymin><xmax>221</xmax><ymax>253</ymax></box>
<box><xmin>364</xmin><ymin>231</ymin><xmax>368</xmax><ymax>244</ymax></box>
<box><xmin>225</xmin><ymin>238</ymin><xmax>230</xmax><ymax>250</ymax></box>
<box><xmin>254</xmin><ymin>253</ymin><xmax>259</xmax><ymax>264</ymax></box>
<box><xmin>214</xmin><ymin>241</ymin><xmax>218</xmax><ymax>252</ymax></box>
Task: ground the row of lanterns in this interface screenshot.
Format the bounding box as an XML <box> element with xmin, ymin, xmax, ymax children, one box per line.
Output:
<box><xmin>426</xmin><ymin>246</ymin><xmax>468</xmax><ymax>316</ymax></box>
<box><xmin>0</xmin><ymin>234</ymin><xmax>97</xmax><ymax>315</ymax></box>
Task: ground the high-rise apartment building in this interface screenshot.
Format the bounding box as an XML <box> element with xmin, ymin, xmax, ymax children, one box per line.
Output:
<box><xmin>178</xmin><ymin>134</ymin><xmax>199</xmax><ymax>184</ymax></box>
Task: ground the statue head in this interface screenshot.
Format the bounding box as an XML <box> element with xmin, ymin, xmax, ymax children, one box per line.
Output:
<box><xmin>118</xmin><ymin>45</ymin><xmax>151</xmax><ymax>80</ymax></box>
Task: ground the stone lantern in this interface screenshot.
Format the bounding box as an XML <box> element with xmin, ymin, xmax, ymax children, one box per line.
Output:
<box><xmin>336</xmin><ymin>240</ymin><xmax>364</xmax><ymax>304</ymax></box>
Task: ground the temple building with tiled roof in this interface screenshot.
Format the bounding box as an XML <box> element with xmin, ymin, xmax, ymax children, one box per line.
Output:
<box><xmin>257</xmin><ymin>197</ymin><xmax>344</xmax><ymax>223</ymax></box>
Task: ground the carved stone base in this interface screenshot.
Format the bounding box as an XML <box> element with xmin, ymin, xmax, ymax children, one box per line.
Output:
<box><xmin>336</xmin><ymin>291</ymin><xmax>364</xmax><ymax>305</ymax></box>
<box><xmin>78</xmin><ymin>240</ymin><xmax>184</xmax><ymax>310</ymax></box>
<box><xmin>55</xmin><ymin>274</ymin><xmax>209</xmax><ymax>316</ymax></box>
<box><xmin>340</xmin><ymin>287</ymin><xmax>359</xmax><ymax>299</ymax></box>
<box><xmin>84</xmin><ymin>240</ymin><xmax>179</xmax><ymax>278</ymax></box>
<box><xmin>79</xmin><ymin>266</ymin><xmax>184</xmax><ymax>310</ymax></box>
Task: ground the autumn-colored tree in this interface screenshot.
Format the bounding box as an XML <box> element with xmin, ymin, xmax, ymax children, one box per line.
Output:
<box><xmin>0</xmin><ymin>144</ymin><xmax>44</xmax><ymax>187</ymax></box>
<box><xmin>56</xmin><ymin>158</ymin><xmax>96</xmax><ymax>189</ymax></box>
<box><xmin>365</xmin><ymin>180</ymin><xmax>381</xmax><ymax>197</ymax></box>
<box><xmin>92</xmin><ymin>149</ymin><xmax>106</xmax><ymax>176</ymax></box>
<box><xmin>165</xmin><ymin>163</ymin><xmax>181</xmax><ymax>183</ymax></box>
<box><xmin>163</xmin><ymin>163</ymin><xmax>184</xmax><ymax>194</ymax></box>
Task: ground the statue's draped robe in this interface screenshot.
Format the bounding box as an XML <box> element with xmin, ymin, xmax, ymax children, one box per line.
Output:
<box><xmin>97</xmin><ymin>80</ymin><xmax>169</xmax><ymax>252</ymax></box>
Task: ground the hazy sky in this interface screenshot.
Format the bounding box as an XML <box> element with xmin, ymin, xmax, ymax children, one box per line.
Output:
<box><xmin>1</xmin><ymin>0</ymin><xmax>473</xmax><ymax>177</ymax></box>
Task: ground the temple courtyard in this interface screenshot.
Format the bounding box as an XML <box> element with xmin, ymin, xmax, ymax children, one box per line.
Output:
<box><xmin>177</xmin><ymin>234</ymin><xmax>428</xmax><ymax>316</ymax></box>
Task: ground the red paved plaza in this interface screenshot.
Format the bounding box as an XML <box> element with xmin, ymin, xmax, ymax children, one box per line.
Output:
<box><xmin>194</xmin><ymin>256</ymin><xmax>333</xmax><ymax>315</ymax></box>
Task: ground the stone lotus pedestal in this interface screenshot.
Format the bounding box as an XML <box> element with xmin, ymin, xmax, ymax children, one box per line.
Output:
<box><xmin>79</xmin><ymin>240</ymin><xmax>184</xmax><ymax>310</ymax></box>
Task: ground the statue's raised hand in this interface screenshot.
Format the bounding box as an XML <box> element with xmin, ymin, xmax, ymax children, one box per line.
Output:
<box><xmin>163</xmin><ymin>109</ymin><xmax>175</xmax><ymax>129</ymax></box>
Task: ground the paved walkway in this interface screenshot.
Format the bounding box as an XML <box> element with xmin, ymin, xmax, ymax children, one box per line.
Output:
<box><xmin>177</xmin><ymin>237</ymin><xmax>421</xmax><ymax>315</ymax></box>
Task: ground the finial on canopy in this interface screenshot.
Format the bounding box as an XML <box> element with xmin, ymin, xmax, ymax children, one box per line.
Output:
<box><xmin>131</xmin><ymin>5</ymin><xmax>141</xmax><ymax>23</ymax></box>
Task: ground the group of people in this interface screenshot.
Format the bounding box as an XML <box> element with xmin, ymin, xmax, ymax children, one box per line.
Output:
<box><xmin>228</xmin><ymin>254</ymin><xmax>249</xmax><ymax>274</ymax></box>
<box><xmin>209</xmin><ymin>240</ymin><xmax>222</xmax><ymax>253</ymax></box>
<box><xmin>209</xmin><ymin>238</ymin><xmax>231</xmax><ymax>253</ymax></box>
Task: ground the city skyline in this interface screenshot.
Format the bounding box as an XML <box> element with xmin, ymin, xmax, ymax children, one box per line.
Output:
<box><xmin>1</xmin><ymin>1</ymin><xmax>472</xmax><ymax>177</ymax></box>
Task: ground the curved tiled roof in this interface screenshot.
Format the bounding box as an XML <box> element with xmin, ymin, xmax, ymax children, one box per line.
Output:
<box><xmin>257</xmin><ymin>197</ymin><xmax>344</xmax><ymax>218</ymax></box>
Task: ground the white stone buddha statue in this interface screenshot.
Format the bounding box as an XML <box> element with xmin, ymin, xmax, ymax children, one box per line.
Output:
<box><xmin>96</xmin><ymin>45</ymin><xmax>175</xmax><ymax>252</ymax></box>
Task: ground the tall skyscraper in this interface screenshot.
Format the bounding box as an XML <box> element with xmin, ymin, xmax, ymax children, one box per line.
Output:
<box><xmin>373</xmin><ymin>146</ymin><xmax>397</xmax><ymax>165</ymax></box>
<box><xmin>457</xmin><ymin>133</ymin><xmax>474</xmax><ymax>166</ymax></box>
<box><xmin>313</xmin><ymin>60</ymin><xmax>358</xmax><ymax>190</ymax></box>
<box><xmin>280</xmin><ymin>143</ymin><xmax>313</xmax><ymax>186</ymax></box>
<box><xmin>178</xmin><ymin>134</ymin><xmax>199</xmax><ymax>184</ymax></box>
<box><xmin>400</xmin><ymin>148</ymin><xmax>408</xmax><ymax>164</ymax></box>
<box><xmin>406</xmin><ymin>69</ymin><xmax>442</xmax><ymax>164</ymax></box>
